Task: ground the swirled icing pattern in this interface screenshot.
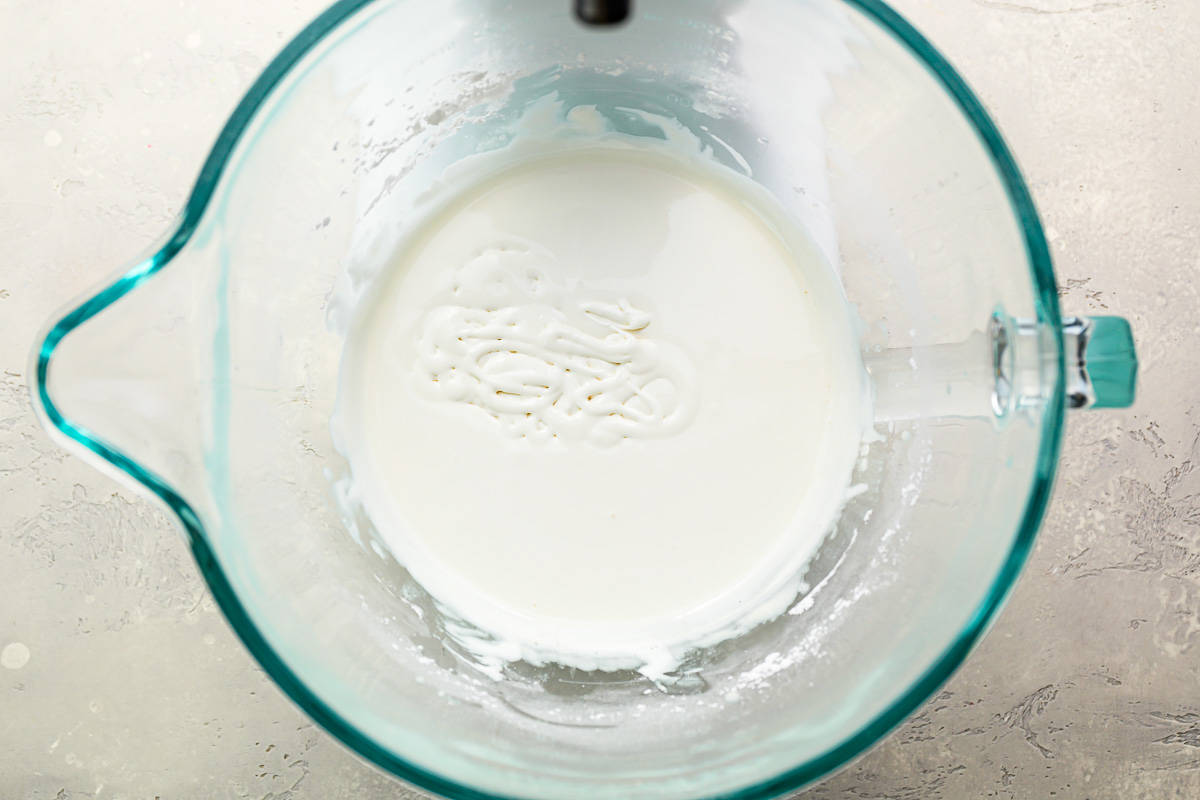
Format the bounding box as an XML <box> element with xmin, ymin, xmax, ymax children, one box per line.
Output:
<box><xmin>415</xmin><ymin>244</ymin><xmax>695</xmax><ymax>445</ymax></box>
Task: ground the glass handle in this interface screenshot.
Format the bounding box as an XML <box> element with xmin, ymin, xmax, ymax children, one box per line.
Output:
<box><xmin>1062</xmin><ymin>315</ymin><xmax>1138</xmax><ymax>410</ymax></box>
<box><xmin>867</xmin><ymin>311</ymin><xmax>1138</xmax><ymax>424</ymax></box>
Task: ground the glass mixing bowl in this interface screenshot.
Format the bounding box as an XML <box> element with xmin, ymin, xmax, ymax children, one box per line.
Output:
<box><xmin>32</xmin><ymin>1</ymin><xmax>1138</xmax><ymax>798</ymax></box>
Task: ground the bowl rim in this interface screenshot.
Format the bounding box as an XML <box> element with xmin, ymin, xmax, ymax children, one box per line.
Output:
<box><xmin>31</xmin><ymin>0</ymin><xmax>1065</xmax><ymax>797</ymax></box>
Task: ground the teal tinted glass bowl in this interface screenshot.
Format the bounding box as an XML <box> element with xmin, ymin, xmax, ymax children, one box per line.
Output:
<box><xmin>32</xmin><ymin>1</ymin><xmax>1137</xmax><ymax>798</ymax></box>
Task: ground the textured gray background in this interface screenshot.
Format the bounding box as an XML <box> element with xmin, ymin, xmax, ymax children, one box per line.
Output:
<box><xmin>2</xmin><ymin>0</ymin><xmax>1197</xmax><ymax>798</ymax></box>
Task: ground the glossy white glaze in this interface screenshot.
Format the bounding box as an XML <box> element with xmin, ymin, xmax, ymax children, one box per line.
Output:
<box><xmin>334</xmin><ymin>107</ymin><xmax>869</xmax><ymax>677</ymax></box>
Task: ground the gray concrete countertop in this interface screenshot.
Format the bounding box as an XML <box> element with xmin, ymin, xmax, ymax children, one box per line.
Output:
<box><xmin>2</xmin><ymin>1</ymin><xmax>1197</xmax><ymax>798</ymax></box>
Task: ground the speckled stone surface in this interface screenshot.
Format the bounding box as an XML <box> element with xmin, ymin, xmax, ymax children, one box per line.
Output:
<box><xmin>2</xmin><ymin>1</ymin><xmax>1197</xmax><ymax>798</ymax></box>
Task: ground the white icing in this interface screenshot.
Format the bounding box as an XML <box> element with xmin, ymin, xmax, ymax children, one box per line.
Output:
<box><xmin>332</xmin><ymin>100</ymin><xmax>870</xmax><ymax>678</ymax></box>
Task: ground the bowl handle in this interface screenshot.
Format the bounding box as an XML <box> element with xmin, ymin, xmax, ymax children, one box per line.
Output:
<box><xmin>1062</xmin><ymin>315</ymin><xmax>1138</xmax><ymax>410</ymax></box>
<box><xmin>866</xmin><ymin>311</ymin><xmax>1137</xmax><ymax>422</ymax></box>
